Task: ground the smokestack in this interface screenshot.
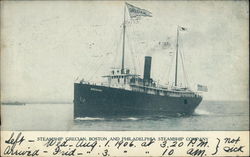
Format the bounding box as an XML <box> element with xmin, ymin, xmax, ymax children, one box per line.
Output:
<box><xmin>143</xmin><ymin>56</ymin><xmax>152</xmax><ymax>81</ymax></box>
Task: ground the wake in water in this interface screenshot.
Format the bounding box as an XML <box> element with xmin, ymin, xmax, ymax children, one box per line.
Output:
<box><xmin>120</xmin><ymin>117</ymin><xmax>139</xmax><ymax>121</ymax></box>
<box><xmin>74</xmin><ymin>110</ymin><xmax>212</xmax><ymax>122</ymax></box>
<box><xmin>75</xmin><ymin>117</ymin><xmax>140</xmax><ymax>121</ymax></box>
<box><xmin>74</xmin><ymin>115</ymin><xmax>188</xmax><ymax>122</ymax></box>
<box><xmin>75</xmin><ymin>117</ymin><xmax>105</xmax><ymax>121</ymax></box>
<box><xmin>193</xmin><ymin>109</ymin><xmax>211</xmax><ymax>116</ymax></box>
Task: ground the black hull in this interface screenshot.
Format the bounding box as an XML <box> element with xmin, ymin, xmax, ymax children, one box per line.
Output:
<box><xmin>74</xmin><ymin>83</ymin><xmax>202</xmax><ymax>118</ymax></box>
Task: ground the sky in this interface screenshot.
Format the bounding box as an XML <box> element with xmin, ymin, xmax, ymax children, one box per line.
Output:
<box><xmin>1</xmin><ymin>0</ymin><xmax>249</xmax><ymax>102</ymax></box>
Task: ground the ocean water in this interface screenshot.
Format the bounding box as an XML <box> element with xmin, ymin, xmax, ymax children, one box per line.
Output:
<box><xmin>1</xmin><ymin>101</ymin><xmax>249</xmax><ymax>131</ymax></box>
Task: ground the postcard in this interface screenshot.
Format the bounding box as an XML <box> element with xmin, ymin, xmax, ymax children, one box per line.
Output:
<box><xmin>1</xmin><ymin>0</ymin><xmax>249</xmax><ymax>156</ymax></box>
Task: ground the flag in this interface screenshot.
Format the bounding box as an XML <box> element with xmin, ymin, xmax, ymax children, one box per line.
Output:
<box><xmin>126</xmin><ymin>3</ymin><xmax>152</xmax><ymax>18</ymax></box>
<box><xmin>178</xmin><ymin>26</ymin><xmax>187</xmax><ymax>31</ymax></box>
<box><xmin>197</xmin><ymin>84</ymin><xmax>208</xmax><ymax>92</ymax></box>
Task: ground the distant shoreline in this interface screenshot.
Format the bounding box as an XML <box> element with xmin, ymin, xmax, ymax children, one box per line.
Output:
<box><xmin>1</xmin><ymin>100</ymin><xmax>248</xmax><ymax>105</ymax></box>
<box><xmin>1</xmin><ymin>102</ymin><xmax>26</xmax><ymax>105</ymax></box>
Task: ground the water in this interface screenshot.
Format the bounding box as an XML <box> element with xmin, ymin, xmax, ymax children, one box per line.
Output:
<box><xmin>1</xmin><ymin>101</ymin><xmax>249</xmax><ymax>131</ymax></box>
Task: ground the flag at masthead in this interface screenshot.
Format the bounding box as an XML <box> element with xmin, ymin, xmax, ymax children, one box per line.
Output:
<box><xmin>121</xmin><ymin>3</ymin><xmax>152</xmax><ymax>73</ymax></box>
<box><xmin>126</xmin><ymin>2</ymin><xmax>152</xmax><ymax>18</ymax></box>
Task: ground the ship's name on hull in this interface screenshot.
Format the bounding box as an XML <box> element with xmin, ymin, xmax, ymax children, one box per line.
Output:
<box><xmin>90</xmin><ymin>88</ymin><xmax>103</xmax><ymax>92</ymax></box>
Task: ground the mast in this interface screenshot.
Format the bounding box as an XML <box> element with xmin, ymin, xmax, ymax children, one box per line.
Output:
<box><xmin>121</xmin><ymin>4</ymin><xmax>126</xmax><ymax>74</ymax></box>
<box><xmin>174</xmin><ymin>26</ymin><xmax>179</xmax><ymax>86</ymax></box>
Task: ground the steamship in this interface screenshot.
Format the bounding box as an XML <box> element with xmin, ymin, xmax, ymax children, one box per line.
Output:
<box><xmin>74</xmin><ymin>3</ymin><xmax>203</xmax><ymax>118</ymax></box>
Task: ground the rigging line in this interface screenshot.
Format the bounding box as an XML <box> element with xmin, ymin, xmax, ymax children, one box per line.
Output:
<box><xmin>105</xmin><ymin>33</ymin><xmax>120</xmax><ymax>73</ymax></box>
<box><xmin>167</xmin><ymin>53</ymin><xmax>175</xmax><ymax>85</ymax></box>
<box><xmin>179</xmin><ymin>39</ymin><xmax>189</xmax><ymax>88</ymax></box>
<box><xmin>180</xmin><ymin>50</ymin><xmax>188</xmax><ymax>87</ymax></box>
<box><xmin>130</xmin><ymin>21</ymin><xmax>142</xmax><ymax>75</ymax></box>
<box><xmin>88</xmin><ymin>42</ymin><xmax>117</xmax><ymax>82</ymax></box>
<box><xmin>125</xmin><ymin>25</ymin><xmax>134</xmax><ymax>71</ymax></box>
<box><xmin>83</xmin><ymin>45</ymin><xmax>108</xmax><ymax>79</ymax></box>
<box><xmin>180</xmin><ymin>37</ymin><xmax>189</xmax><ymax>87</ymax></box>
<box><xmin>82</xmin><ymin>26</ymin><xmax>122</xmax><ymax>81</ymax></box>
<box><xmin>126</xmin><ymin>27</ymin><xmax>137</xmax><ymax>74</ymax></box>
<box><xmin>129</xmin><ymin>30</ymin><xmax>136</xmax><ymax>71</ymax></box>
<box><xmin>86</xmin><ymin>51</ymin><xmax>106</xmax><ymax>80</ymax></box>
<box><xmin>158</xmin><ymin>54</ymin><xmax>168</xmax><ymax>84</ymax></box>
<box><xmin>82</xmin><ymin>32</ymin><xmax>107</xmax><ymax>80</ymax></box>
<box><xmin>80</xmin><ymin>41</ymin><xmax>101</xmax><ymax>79</ymax></box>
<box><xmin>88</xmin><ymin>54</ymin><xmax>108</xmax><ymax>81</ymax></box>
<box><xmin>80</xmin><ymin>48</ymin><xmax>100</xmax><ymax>79</ymax></box>
<box><xmin>111</xmin><ymin>27</ymin><xmax>123</xmax><ymax>69</ymax></box>
<box><xmin>83</xmin><ymin>55</ymin><xmax>101</xmax><ymax>80</ymax></box>
<box><xmin>86</xmin><ymin>54</ymin><xmax>102</xmax><ymax>76</ymax></box>
<box><xmin>178</xmin><ymin>39</ymin><xmax>184</xmax><ymax>86</ymax></box>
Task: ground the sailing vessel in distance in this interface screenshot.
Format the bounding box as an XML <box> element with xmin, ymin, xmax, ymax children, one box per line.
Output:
<box><xmin>74</xmin><ymin>3</ymin><xmax>204</xmax><ymax>118</ymax></box>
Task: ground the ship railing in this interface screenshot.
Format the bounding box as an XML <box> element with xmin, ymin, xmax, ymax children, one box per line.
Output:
<box><xmin>79</xmin><ymin>80</ymin><xmax>103</xmax><ymax>86</ymax></box>
<box><xmin>86</xmin><ymin>81</ymin><xmax>133</xmax><ymax>91</ymax></box>
<box><xmin>129</xmin><ymin>83</ymin><xmax>172</xmax><ymax>92</ymax></box>
<box><xmin>79</xmin><ymin>80</ymin><xmax>90</xmax><ymax>84</ymax></box>
<box><xmin>130</xmin><ymin>83</ymin><xmax>201</xmax><ymax>98</ymax></box>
